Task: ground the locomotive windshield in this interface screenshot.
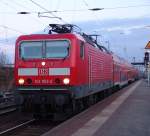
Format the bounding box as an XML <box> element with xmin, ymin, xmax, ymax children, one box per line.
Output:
<box><xmin>20</xmin><ymin>41</ymin><xmax>43</xmax><ymax>59</ymax></box>
<box><xmin>20</xmin><ymin>40</ymin><xmax>69</xmax><ymax>59</ymax></box>
<box><xmin>46</xmin><ymin>40</ymin><xmax>69</xmax><ymax>58</ymax></box>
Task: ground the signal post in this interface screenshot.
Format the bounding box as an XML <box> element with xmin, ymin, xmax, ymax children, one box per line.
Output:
<box><xmin>144</xmin><ymin>41</ymin><xmax>150</xmax><ymax>85</ymax></box>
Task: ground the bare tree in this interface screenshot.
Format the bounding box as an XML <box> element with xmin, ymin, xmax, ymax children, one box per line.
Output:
<box><xmin>0</xmin><ymin>51</ymin><xmax>10</xmax><ymax>66</ymax></box>
<box><xmin>0</xmin><ymin>51</ymin><xmax>12</xmax><ymax>92</ymax></box>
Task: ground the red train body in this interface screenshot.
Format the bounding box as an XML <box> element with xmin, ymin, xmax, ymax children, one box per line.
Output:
<box><xmin>112</xmin><ymin>54</ymin><xmax>138</xmax><ymax>87</ymax></box>
<box><xmin>14</xmin><ymin>24</ymin><xmax>139</xmax><ymax>119</ymax></box>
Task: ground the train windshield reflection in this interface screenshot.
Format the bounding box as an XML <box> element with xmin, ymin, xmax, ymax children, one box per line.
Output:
<box><xmin>46</xmin><ymin>40</ymin><xmax>69</xmax><ymax>58</ymax></box>
<box><xmin>20</xmin><ymin>40</ymin><xmax>69</xmax><ymax>59</ymax></box>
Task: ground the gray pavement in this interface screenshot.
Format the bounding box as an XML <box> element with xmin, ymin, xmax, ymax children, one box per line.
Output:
<box><xmin>94</xmin><ymin>80</ymin><xmax>150</xmax><ymax>136</ymax></box>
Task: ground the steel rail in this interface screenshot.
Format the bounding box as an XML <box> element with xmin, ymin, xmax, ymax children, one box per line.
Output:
<box><xmin>0</xmin><ymin>119</ymin><xmax>35</xmax><ymax>135</ymax></box>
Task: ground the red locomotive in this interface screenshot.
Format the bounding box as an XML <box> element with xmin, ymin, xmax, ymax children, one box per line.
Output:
<box><xmin>15</xmin><ymin>24</ymin><xmax>138</xmax><ymax>119</ymax></box>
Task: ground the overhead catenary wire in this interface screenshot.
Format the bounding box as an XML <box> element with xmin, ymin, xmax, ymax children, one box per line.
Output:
<box><xmin>9</xmin><ymin>0</ymin><xmax>45</xmax><ymax>24</ymax></box>
<box><xmin>0</xmin><ymin>0</ymin><xmax>53</xmax><ymax>35</ymax></box>
<box><xmin>82</xmin><ymin>0</ymin><xmax>103</xmax><ymax>33</ymax></box>
<box><xmin>0</xmin><ymin>1</ymin><xmax>149</xmax><ymax>35</ymax></box>
<box><xmin>0</xmin><ymin>25</ymin><xmax>26</xmax><ymax>43</ymax></box>
<box><xmin>0</xmin><ymin>0</ymin><xmax>18</xmax><ymax>11</ymax></box>
<box><xmin>27</xmin><ymin>4</ymin><xmax>150</xmax><ymax>13</ymax></box>
<box><xmin>29</xmin><ymin>0</ymin><xmax>61</xmax><ymax>19</ymax></box>
<box><xmin>29</xmin><ymin>0</ymin><xmax>69</xmax><ymax>24</ymax></box>
<box><xmin>0</xmin><ymin>25</ymin><xmax>26</xmax><ymax>34</ymax></box>
<box><xmin>105</xmin><ymin>4</ymin><xmax>150</xmax><ymax>9</ymax></box>
<box><xmin>1</xmin><ymin>3</ymin><xmax>150</xmax><ymax>14</ymax></box>
<box><xmin>0</xmin><ymin>1</ymin><xmax>26</xmax><ymax>37</ymax></box>
<box><xmin>11</xmin><ymin>0</ymin><xmax>31</xmax><ymax>11</ymax></box>
<box><xmin>0</xmin><ymin>0</ymin><xmax>69</xmax><ymax>36</ymax></box>
<box><xmin>81</xmin><ymin>0</ymin><xmax>113</xmax><ymax>51</ymax></box>
<box><xmin>82</xmin><ymin>0</ymin><xmax>89</xmax><ymax>7</ymax></box>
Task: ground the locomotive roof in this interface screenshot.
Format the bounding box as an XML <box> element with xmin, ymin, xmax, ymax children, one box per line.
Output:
<box><xmin>16</xmin><ymin>33</ymin><xmax>85</xmax><ymax>42</ymax></box>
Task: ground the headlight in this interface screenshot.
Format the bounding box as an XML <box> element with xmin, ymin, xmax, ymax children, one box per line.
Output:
<box><xmin>18</xmin><ymin>78</ymin><xmax>25</xmax><ymax>85</ymax></box>
<box><xmin>41</xmin><ymin>61</ymin><xmax>46</xmax><ymax>66</ymax></box>
<box><xmin>63</xmin><ymin>78</ymin><xmax>70</xmax><ymax>85</ymax></box>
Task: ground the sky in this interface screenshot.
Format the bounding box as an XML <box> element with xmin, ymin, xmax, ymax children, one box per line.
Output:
<box><xmin>0</xmin><ymin>0</ymin><xmax>150</xmax><ymax>63</ymax></box>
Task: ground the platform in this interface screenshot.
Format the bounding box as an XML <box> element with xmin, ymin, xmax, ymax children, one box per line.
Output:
<box><xmin>42</xmin><ymin>80</ymin><xmax>150</xmax><ymax>136</ymax></box>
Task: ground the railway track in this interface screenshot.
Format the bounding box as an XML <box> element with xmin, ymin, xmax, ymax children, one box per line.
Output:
<box><xmin>0</xmin><ymin>110</ymin><xmax>33</xmax><ymax>134</ymax></box>
<box><xmin>0</xmin><ymin>105</ymin><xmax>17</xmax><ymax>115</ymax></box>
<box><xmin>0</xmin><ymin>111</ymin><xmax>60</xmax><ymax>136</ymax></box>
<box><xmin>0</xmin><ymin>119</ymin><xmax>59</xmax><ymax>136</ymax></box>
<box><xmin>0</xmin><ymin>92</ymin><xmax>17</xmax><ymax>115</ymax></box>
<box><xmin>0</xmin><ymin>119</ymin><xmax>35</xmax><ymax>135</ymax></box>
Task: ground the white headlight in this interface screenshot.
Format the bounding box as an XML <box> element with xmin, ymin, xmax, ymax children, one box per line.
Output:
<box><xmin>41</xmin><ymin>62</ymin><xmax>46</xmax><ymax>66</ymax></box>
<box><xmin>18</xmin><ymin>78</ymin><xmax>24</xmax><ymax>85</ymax></box>
<box><xmin>63</xmin><ymin>78</ymin><xmax>70</xmax><ymax>85</ymax></box>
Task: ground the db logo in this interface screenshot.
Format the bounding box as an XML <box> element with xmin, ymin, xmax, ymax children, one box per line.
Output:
<box><xmin>38</xmin><ymin>68</ymin><xmax>49</xmax><ymax>76</ymax></box>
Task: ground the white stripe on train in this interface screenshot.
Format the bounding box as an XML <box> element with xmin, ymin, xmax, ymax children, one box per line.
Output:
<box><xmin>18</xmin><ymin>68</ymin><xmax>70</xmax><ymax>76</ymax></box>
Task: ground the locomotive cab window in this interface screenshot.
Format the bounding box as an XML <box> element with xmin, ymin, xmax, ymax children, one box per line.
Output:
<box><xmin>20</xmin><ymin>41</ymin><xmax>43</xmax><ymax>59</ymax></box>
<box><xmin>46</xmin><ymin>40</ymin><xmax>69</xmax><ymax>58</ymax></box>
<box><xmin>80</xmin><ymin>41</ymin><xmax>84</xmax><ymax>59</ymax></box>
<box><xmin>19</xmin><ymin>40</ymin><xmax>69</xmax><ymax>59</ymax></box>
